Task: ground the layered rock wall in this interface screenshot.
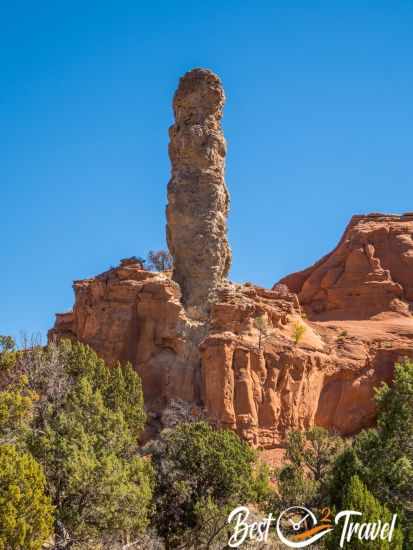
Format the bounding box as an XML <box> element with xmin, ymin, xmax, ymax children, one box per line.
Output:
<box><xmin>49</xmin><ymin>252</ymin><xmax>413</xmax><ymax>447</ymax></box>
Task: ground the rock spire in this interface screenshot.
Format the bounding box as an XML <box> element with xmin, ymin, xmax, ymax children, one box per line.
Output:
<box><xmin>166</xmin><ymin>68</ymin><xmax>232</xmax><ymax>318</ymax></box>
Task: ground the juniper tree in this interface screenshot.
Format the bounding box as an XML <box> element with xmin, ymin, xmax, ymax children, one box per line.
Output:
<box><xmin>0</xmin><ymin>444</ymin><xmax>54</xmax><ymax>550</ymax></box>
<box><xmin>326</xmin><ymin>475</ymin><xmax>403</xmax><ymax>550</ymax></box>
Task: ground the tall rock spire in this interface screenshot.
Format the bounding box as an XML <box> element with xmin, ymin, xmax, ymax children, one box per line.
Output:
<box><xmin>166</xmin><ymin>68</ymin><xmax>232</xmax><ymax>318</ymax></box>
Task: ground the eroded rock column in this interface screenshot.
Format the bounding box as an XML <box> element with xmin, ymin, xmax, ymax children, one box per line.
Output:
<box><xmin>166</xmin><ymin>68</ymin><xmax>232</xmax><ymax>318</ymax></box>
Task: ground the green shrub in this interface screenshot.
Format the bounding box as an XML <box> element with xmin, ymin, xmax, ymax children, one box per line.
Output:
<box><xmin>28</xmin><ymin>340</ymin><xmax>152</xmax><ymax>548</ymax></box>
<box><xmin>326</xmin><ymin>475</ymin><xmax>403</xmax><ymax>549</ymax></box>
<box><xmin>0</xmin><ymin>335</ymin><xmax>17</xmax><ymax>371</ymax></box>
<box><xmin>0</xmin><ymin>389</ymin><xmax>33</xmax><ymax>447</ymax></box>
<box><xmin>292</xmin><ymin>322</ymin><xmax>306</xmax><ymax>344</ymax></box>
<box><xmin>149</xmin><ymin>421</ymin><xmax>266</xmax><ymax>547</ymax></box>
<box><xmin>328</xmin><ymin>359</ymin><xmax>413</xmax><ymax>546</ymax></box>
<box><xmin>0</xmin><ymin>444</ymin><xmax>54</xmax><ymax>550</ymax></box>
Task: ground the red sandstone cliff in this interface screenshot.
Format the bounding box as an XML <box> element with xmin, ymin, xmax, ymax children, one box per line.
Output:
<box><xmin>279</xmin><ymin>213</ymin><xmax>413</xmax><ymax>320</ymax></box>
<box><xmin>49</xmin><ymin>213</ymin><xmax>413</xmax><ymax>448</ymax></box>
<box><xmin>49</xmin><ymin>69</ymin><xmax>413</xmax><ymax>450</ymax></box>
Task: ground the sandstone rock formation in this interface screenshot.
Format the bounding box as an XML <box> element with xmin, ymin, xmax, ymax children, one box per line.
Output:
<box><xmin>166</xmin><ymin>68</ymin><xmax>231</xmax><ymax>318</ymax></box>
<box><xmin>49</xmin><ymin>70</ymin><xmax>413</xmax><ymax>453</ymax></box>
<box><xmin>279</xmin><ymin>213</ymin><xmax>413</xmax><ymax>320</ymax></box>
<box><xmin>50</xmin><ymin>217</ymin><xmax>413</xmax><ymax>447</ymax></box>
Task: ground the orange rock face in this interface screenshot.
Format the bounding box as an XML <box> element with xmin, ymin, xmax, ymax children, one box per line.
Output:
<box><xmin>49</xmin><ymin>67</ymin><xmax>413</xmax><ymax>450</ymax></box>
<box><xmin>279</xmin><ymin>213</ymin><xmax>413</xmax><ymax>320</ymax></box>
<box><xmin>50</xmin><ymin>258</ymin><xmax>203</xmax><ymax>414</ymax></box>
<box><xmin>49</xmin><ymin>214</ymin><xmax>413</xmax><ymax>448</ymax></box>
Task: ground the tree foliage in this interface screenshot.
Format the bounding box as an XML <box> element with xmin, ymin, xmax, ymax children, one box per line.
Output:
<box><xmin>24</xmin><ymin>340</ymin><xmax>152</xmax><ymax>549</ymax></box>
<box><xmin>292</xmin><ymin>322</ymin><xmax>306</xmax><ymax>345</ymax></box>
<box><xmin>0</xmin><ymin>444</ymin><xmax>54</xmax><ymax>550</ymax></box>
<box><xmin>0</xmin><ymin>389</ymin><xmax>34</xmax><ymax>446</ymax></box>
<box><xmin>147</xmin><ymin>249</ymin><xmax>173</xmax><ymax>272</ymax></box>
<box><xmin>326</xmin><ymin>475</ymin><xmax>403</xmax><ymax>549</ymax></box>
<box><xmin>274</xmin><ymin>463</ymin><xmax>319</xmax><ymax>509</ymax></box>
<box><xmin>286</xmin><ymin>427</ymin><xmax>344</xmax><ymax>482</ymax></box>
<box><xmin>328</xmin><ymin>359</ymin><xmax>413</xmax><ymax>547</ymax></box>
<box><xmin>0</xmin><ymin>335</ymin><xmax>17</xmax><ymax>371</ymax></box>
<box><xmin>327</xmin><ymin>446</ymin><xmax>363</xmax><ymax>508</ymax></box>
<box><xmin>18</xmin><ymin>339</ymin><xmax>147</xmax><ymax>438</ymax></box>
<box><xmin>270</xmin><ymin>426</ymin><xmax>344</xmax><ymax>513</ymax></box>
<box><xmin>148</xmin><ymin>421</ymin><xmax>267</xmax><ymax>547</ymax></box>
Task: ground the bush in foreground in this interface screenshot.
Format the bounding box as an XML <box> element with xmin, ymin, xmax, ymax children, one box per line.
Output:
<box><xmin>0</xmin><ymin>444</ymin><xmax>54</xmax><ymax>550</ymax></box>
<box><xmin>23</xmin><ymin>340</ymin><xmax>153</xmax><ymax>549</ymax></box>
<box><xmin>148</xmin><ymin>421</ymin><xmax>269</xmax><ymax>548</ymax></box>
<box><xmin>326</xmin><ymin>475</ymin><xmax>403</xmax><ymax>549</ymax></box>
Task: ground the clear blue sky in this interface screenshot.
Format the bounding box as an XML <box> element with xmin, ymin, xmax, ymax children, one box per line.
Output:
<box><xmin>1</xmin><ymin>1</ymin><xmax>413</xmax><ymax>343</ymax></box>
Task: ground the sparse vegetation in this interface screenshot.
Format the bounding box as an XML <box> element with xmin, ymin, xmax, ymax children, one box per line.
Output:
<box><xmin>254</xmin><ymin>314</ymin><xmax>272</xmax><ymax>350</ymax></box>
<box><xmin>0</xmin><ymin>334</ymin><xmax>17</xmax><ymax>370</ymax></box>
<box><xmin>121</xmin><ymin>255</ymin><xmax>146</xmax><ymax>268</ymax></box>
<box><xmin>292</xmin><ymin>321</ymin><xmax>306</xmax><ymax>345</ymax></box>
<box><xmin>147</xmin><ymin>250</ymin><xmax>173</xmax><ymax>272</ymax></box>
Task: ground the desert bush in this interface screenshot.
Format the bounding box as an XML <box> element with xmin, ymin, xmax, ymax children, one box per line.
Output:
<box><xmin>0</xmin><ymin>334</ymin><xmax>17</xmax><ymax>371</ymax></box>
<box><xmin>268</xmin><ymin>427</ymin><xmax>344</xmax><ymax>514</ymax></box>
<box><xmin>254</xmin><ymin>315</ymin><xmax>272</xmax><ymax>350</ymax></box>
<box><xmin>148</xmin><ymin>421</ymin><xmax>268</xmax><ymax>548</ymax></box>
<box><xmin>327</xmin><ymin>359</ymin><xmax>413</xmax><ymax>547</ymax></box>
<box><xmin>25</xmin><ymin>340</ymin><xmax>152</xmax><ymax>549</ymax></box>
<box><xmin>325</xmin><ymin>475</ymin><xmax>403</xmax><ymax>549</ymax></box>
<box><xmin>0</xmin><ymin>388</ymin><xmax>34</xmax><ymax>446</ymax></box>
<box><xmin>286</xmin><ymin>427</ymin><xmax>345</xmax><ymax>483</ymax></box>
<box><xmin>147</xmin><ymin>250</ymin><xmax>173</xmax><ymax>272</ymax></box>
<box><xmin>0</xmin><ymin>444</ymin><xmax>54</xmax><ymax>550</ymax></box>
<box><xmin>292</xmin><ymin>322</ymin><xmax>306</xmax><ymax>344</ymax></box>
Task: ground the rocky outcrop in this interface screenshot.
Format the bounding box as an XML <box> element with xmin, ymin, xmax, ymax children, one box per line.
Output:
<box><xmin>166</xmin><ymin>68</ymin><xmax>231</xmax><ymax>319</ymax></box>
<box><xmin>49</xmin><ymin>258</ymin><xmax>204</xmax><ymax>414</ymax></box>
<box><xmin>49</xmin><ymin>251</ymin><xmax>413</xmax><ymax>447</ymax></box>
<box><xmin>279</xmin><ymin>213</ymin><xmax>413</xmax><ymax>320</ymax></box>
<box><xmin>49</xmin><ymin>69</ymin><xmax>413</xmax><ymax>451</ymax></box>
<box><xmin>200</xmin><ymin>277</ymin><xmax>413</xmax><ymax>445</ymax></box>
